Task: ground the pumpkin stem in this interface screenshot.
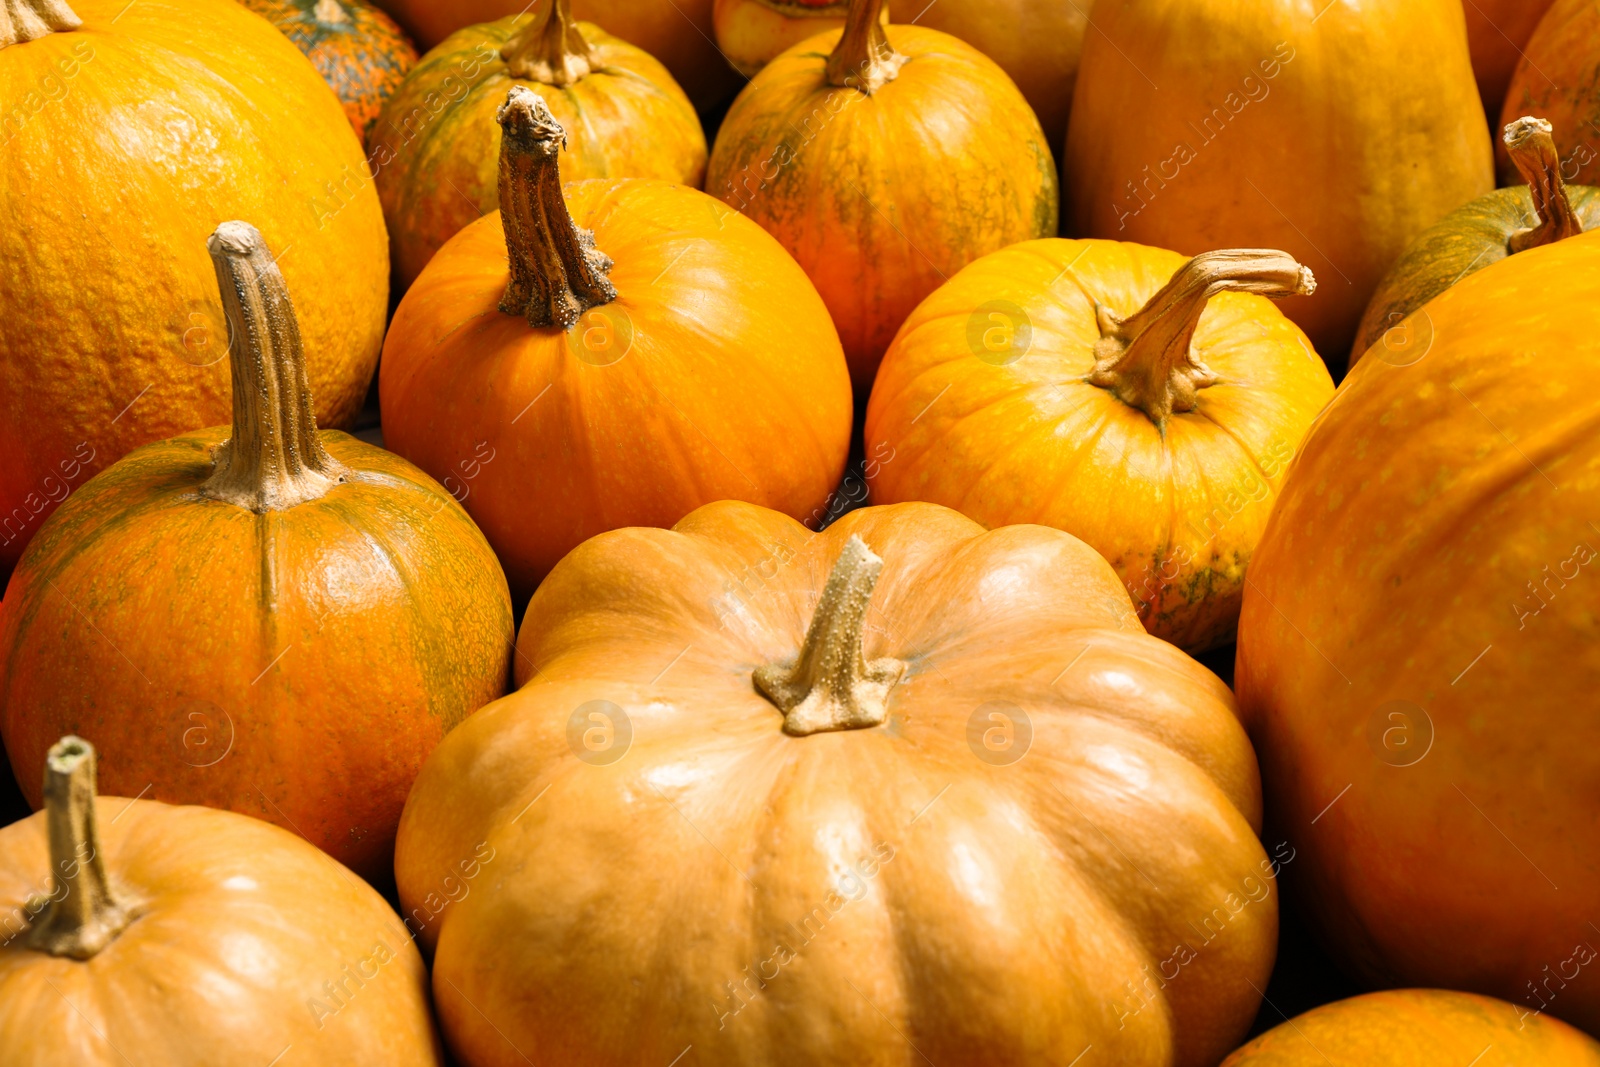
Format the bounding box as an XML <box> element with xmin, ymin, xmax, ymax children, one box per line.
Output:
<box><xmin>825</xmin><ymin>0</ymin><xmax>905</xmax><ymax>94</ymax></box>
<box><xmin>312</xmin><ymin>0</ymin><xmax>350</xmax><ymax>25</ymax></box>
<box><xmin>0</xmin><ymin>0</ymin><xmax>80</xmax><ymax>49</ymax></box>
<box><xmin>200</xmin><ymin>221</ymin><xmax>347</xmax><ymax>512</ymax></box>
<box><xmin>754</xmin><ymin>535</ymin><xmax>906</xmax><ymax>737</ymax></box>
<box><xmin>501</xmin><ymin>0</ymin><xmax>595</xmax><ymax>85</ymax></box>
<box><xmin>1089</xmin><ymin>249</ymin><xmax>1315</xmax><ymax>424</ymax></box>
<box><xmin>497</xmin><ymin>86</ymin><xmax>617</xmax><ymax>329</ymax></box>
<box><xmin>1505</xmin><ymin>117</ymin><xmax>1584</xmax><ymax>254</ymax></box>
<box><xmin>24</xmin><ymin>737</ymin><xmax>132</xmax><ymax>960</ymax></box>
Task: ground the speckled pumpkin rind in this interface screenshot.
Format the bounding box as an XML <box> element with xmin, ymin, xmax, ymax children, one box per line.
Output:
<box><xmin>1499</xmin><ymin>0</ymin><xmax>1600</xmax><ymax>185</ymax></box>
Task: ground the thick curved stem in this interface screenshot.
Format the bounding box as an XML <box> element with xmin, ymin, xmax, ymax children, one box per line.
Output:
<box><xmin>501</xmin><ymin>0</ymin><xmax>595</xmax><ymax>85</ymax></box>
<box><xmin>24</xmin><ymin>738</ymin><xmax>131</xmax><ymax>960</ymax></box>
<box><xmin>0</xmin><ymin>0</ymin><xmax>80</xmax><ymax>49</ymax></box>
<box><xmin>201</xmin><ymin>222</ymin><xmax>346</xmax><ymax>512</ymax></box>
<box><xmin>497</xmin><ymin>86</ymin><xmax>617</xmax><ymax>328</ymax></box>
<box><xmin>754</xmin><ymin>536</ymin><xmax>905</xmax><ymax>736</ymax></box>
<box><xmin>825</xmin><ymin>0</ymin><xmax>904</xmax><ymax>94</ymax></box>
<box><xmin>1090</xmin><ymin>249</ymin><xmax>1315</xmax><ymax>424</ymax></box>
<box><xmin>1505</xmin><ymin>117</ymin><xmax>1584</xmax><ymax>254</ymax></box>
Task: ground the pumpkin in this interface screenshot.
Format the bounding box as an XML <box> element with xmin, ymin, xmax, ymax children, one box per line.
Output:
<box><xmin>0</xmin><ymin>0</ymin><xmax>388</xmax><ymax>578</ymax></box>
<box><xmin>370</xmin><ymin>0</ymin><xmax>744</xmax><ymax>109</ymax></box>
<box><xmin>238</xmin><ymin>0</ymin><xmax>418</xmax><ymax>138</ymax></box>
<box><xmin>1221</xmin><ymin>990</ymin><xmax>1600</xmax><ymax>1066</ymax></box>
<box><xmin>712</xmin><ymin>0</ymin><xmax>876</xmax><ymax>77</ymax></box>
<box><xmin>381</xmin><ymin>88</ymin><xmax>852</xmax><ymax>598</ymax></box>
<box><xmin>1236</xmin><ymin>227</ymin><xmax>1600</xmax><ymax>1028</ymax></box>
<box><xmin>0</xmin><ymin>736</ymin><xmax>443</xmax><ymax>1065</ymax></box>
<box><xmin>1354</xmin><ymin>116</ymin><xmax>1600</xmax><ymax>364</ymax></box>
<box><xmin>1499</xmin><ymin>0</ymin><xmax>1600</xmax><ymax>186</ymax></box>
<box><xmin>1065</xmin><ymin>0</ymin><xmax>1492</xmax><ymax>365</ymax></box>
<box><xmin>370</xmin><ymin>0</ymin><xmax>706</xmax><ymax>290</ymax></box>
<box><xmin>1467</xmin><ymin>0</ymin><xmax>1557</xmax><ymax>118</ymax></box>
<box><xmin>707</xmin><ymin>0</ymin><xmax>1058</xmax><ymax>393</ymax></box>
<box><xmin>0</xmin><ymin>222</ymin><xmax>513</xmax><ymax>882</ymax></box>
<box><xmin>865</xmin><ymin>242</ymin><xmax>1332</xmax><ymax>654</ymax></box>
<box><xmin>888</xmin><ymin>0</ymin><xmax>1090</xmax><ymax>150</ymax></box>
<box><xmin>396</xmin><ymin>497</ymin><xmax>1276</xmax><ymax>1067</ymax></box>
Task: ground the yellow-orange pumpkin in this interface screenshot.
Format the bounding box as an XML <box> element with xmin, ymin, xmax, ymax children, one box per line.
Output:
<box><xmin>398</xmin><ymin>499</ymin><xmax>1276</xmax><ymax>1066</ymax></box>
<box><xmin>1499</xmin><ymin>0</ymin><xmax>1600</xmax><ymax>186</ymax></box>
<box><xmin>0</xmin><ymin>223</ymin><xmax>512</xmax><ymax>881</ymax></box>
<box><xmin>1467</xmin><ymin>0</ymin><xmax>1557</xmax><ymax>118</ymax></box>
<box><xmin>713</xmin><ymin>0</ymin><xmax>874</xmax><ymax>76</ymax></box>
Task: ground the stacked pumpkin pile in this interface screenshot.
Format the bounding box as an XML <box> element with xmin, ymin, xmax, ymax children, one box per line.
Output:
<box><xmin>1</xmin><ymin>0</ymin><xmax>1597</xmax><ymax>1063</ymax></box>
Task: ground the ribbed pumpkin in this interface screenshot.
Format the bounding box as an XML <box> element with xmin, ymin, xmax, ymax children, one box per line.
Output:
<box><xmin>866</xmin><ymin>241</ymin><xmax>1332</xmax><ymax>654</ymax></box>
<box><xmin>706</xmin><ymin>0</ymin><xmax>1058</xmax><ymax>393</ymax></box>
<box><xmin>0</xmin><ymin>0</ymin><xmax>387</xmax><ymax>579</ymax></box>
<box><xmin>1237</xmin><ymin>228</ymin><xmax>1600</xmax><ymax>1028</ymax></box>
<box><xmin>381</xmin><ymin>88</ymin><xmax>852</xmax><ymax>598</ymax></box>
<box><xmin>1468</xmin><ymin>0</ymin><xmax>1557</xmax><ymax>117</ymax></box>
<box><xmin>1221</xmin><ymin>990</ymin><xmax>1600</xmax><ymax>1066</ymax></box>
<box><xmin>713</xmin><ymin>0</ymin><xmax>873</xmax><ymax>76</ymax></box>
<box><xmin>238</xmin><ymin>0</ymin><xmax>418</xmax><ymax>138</ymax></box>
<box><xmin>1499</xmin><ymin>0</ymin><xmax>1600</xmax><ymax>186</ymax></box>
<box><xmin>371</xmin><ymin>0</ymin><xmax>706</xmax><ymax>290</ymax></box>
<box><xmin>397</xmin><ymin>498</ymin><xmax>1275</xmax><ymax>1067</ymax></box>
<box><xmin>1066</xmin><ymin>0</ymin><xmax>1492</xmax><ymax>366</ymax></box>
<box><xmin>0</xmin><ymin>737</ymin><xmax>442</xmax><ymax>1065</ymax></box>
<box><xmin>0</xmin><ymin>222</ymin><xmax>512</xmax><ymax>882</ymax></box>
<box><xmin>1355</xmin><ymin>116</ymin><xmax>1600</xmax><ymax>363</ymax></box>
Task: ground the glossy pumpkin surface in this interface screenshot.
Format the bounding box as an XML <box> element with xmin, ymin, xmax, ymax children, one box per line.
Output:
<box><xmin>866</xmin><ymin>240</ymin><xmax>1332</xmax><ymax>654</ymax></box>
<box><xmin>1221</xmin><ymin>990</ymin><xmax>1600</xmax><ymax>1066</ymax></box>
<box><xmin>1066</xmin><ymin>0</ymin><xmax>1492</xmax><ymax>366</ymax></box>
<box><xmin>1467</xmin><ymin>0</ymin><xmax>1557</xmax><ymax>117</ymax></box>
<box><xmin>1499</xmin><ymin>0</ymin><xmax>1600</xmax><ymax>186</ymax></box>
<box><xmin>1237</xmin><ymin>228</ymin><xmax>1600</xmax><ymax>1029</ymax></box>
<box><xmin>707</xmin><ymin>0</ymin><xmax>1058</xmax><ymax>392</ymax></box>
<box><xmin>238</xmin><ymin>0</ymin><xmax>418</xmax><ymax>138</ymax></box>
<box><xmin>397</xmin><ymin>498</ymin><xmax>1275</xmax><ymax>1067</ymax></box>
<box><xmin>371</xmin><ymin>8</ymin><xmax>706</xmax><ymax>289</ymax></box>
<box><xmin>0</xmin><ymin>0</ymin><xmax>389</xmax><ymax>576</ymax></box>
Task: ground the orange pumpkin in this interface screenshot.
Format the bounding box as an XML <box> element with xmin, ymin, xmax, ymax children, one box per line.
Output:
<box><xmin>866</xmin><ymin>241</ymin><xmax>1332</xmax><ymax>654</ymax></box>
<box><xmin>1354</xmin><ymin>116</ymin><xmax>1600</xmax><ymax>363</ymax></box>
<box><xmin>1066</xmin><ymin>0</ymin><xmax>1492</xmax><ymax>365</ymax></box>
<box><xmin>1467</xmin><ymin>0</ymin><xmax>1557</xmax><ymax>118</ymax></box>
<box><xmin>381</xmin><ymin>88</ymin><xmax>852</xmax><ymax>598</ymax></box>
<box><xmin>238</xmin><ymin>0</ymin><xmax>419</xmax><ymax>137</ymax></box>
<box><xmin>397</xmin><ymin>498</ymin><xmax>1275</xmax><ymax>1067</ymax></box>
<box><xmin>0</xmin><ymin>222</ymin><xmax>512</xmax><ymax>882</ymax></box>
<box><xmin>706</xmin><ymin>0</ymin><xmax>1058</xmax><ymax>393</ymax></box>
<box><xmin>1237</xmin><ymin>227</ymin><xmax>1600</xmax><ymax>1029</ymax></box>
<box><xmin>1499</xmin><ymin>0</ymin><xmax>1600</xmax><ymax>186</ymax></box>
<box><xmin>713</xmin><ymin>0</ymin><xmax>876</xmax><ymax>76</ymax></box>
<box><xmin>1221</xmin><ymin>990</ymin><xmax>1600</xmax><ymax>1066</ymax></box>
<box><xmin>0</xmin><ymin>0</ymin><xmax>389</xmax><ymax>578</ymax></box>
<box><xmin>370</xmin><ymin>0</ymin><xmax>706</xmax><ymax>290</ymax></box>
<box><xmin>0</xmin><ymin>737</ymin><xmax>442</xmax><ymax>1065</ymax></box>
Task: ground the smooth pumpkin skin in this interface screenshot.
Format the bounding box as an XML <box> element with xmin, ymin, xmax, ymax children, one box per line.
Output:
<box><xmin>1468</xmin><ymin>0</ymin><xmax>1557</xmax><ymax>118</ymax></box>
<box><xmin>1066</xmin><ymin>0</ymin><xmax>1492</xmax><ymax>366</ymax></box>
<box><xmin>1499</xmin><ymin>0</ymin><xmax>1600</xmax><ymax>186</ymax></box>
<box><xmin>865</xmin><ymin>239</ymin><xmax>1333</xmax><ymax>654</ymax></box>
<box><xmin>712</xmin><ymin>0</ymin><xmax>860</xmax><ymax>77</ymax></box>
<box><xmin>1352</xmin><ymin>182</ymin><xmax>1600</xmax><ymax>362</ymax></box>
<box><xmin>397</xmin><ymin>499</ymin><xmax>1275</xmax><ymax>1067</ymax></box>
<box><xmin>0</xmin><ymin>797</ymin><xmax>442</xmax><ymax>1065</ymax></box>
<box><xmin>380</xmin><ymin>178</ymin><xmax>853</xmax><ymax>598</ymax></box>
<box><xmin>0</xmin><ymin>0</ymin><xmax>389</xmax><ymax>575</ymax></box>
<box><xmin>1236</xmin><ymin>229</ymin><xmax>1600</xmax><ymax>1028</ymax></box>
<box><xmin>238</xmin><ymin>0</ymin><xmax>419</xmax><ymax>138</ymax></box>
<box><xmin>1221</xmin><ymin>990</ymin><xmax>1600</xmax><ymax>1066</ymax></box>
<box><xmin>371</xmin><ymin>15</ymin><xmax>706</xmax><ymax>289</ymax></box>
<box><xmin>708</xmin><ymin>24</ymin><xmax>1058</xmax><ymax>392</ymax></box>
<box><xmin>0</xmin><ymin>430</ymin><xmax>514</xmax><ymax>881</ymax></box>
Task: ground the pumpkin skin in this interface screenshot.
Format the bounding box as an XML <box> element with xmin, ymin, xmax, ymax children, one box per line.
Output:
<box><xmin>0</xmin><ymin>0</ymin><xmax>389</xmax><ymax>577</ymax></box>
<box><xmin>712</xmin><ymin>0</ymin><xmax>874</xmax><ymax>77</ymax></box>
<box><xmin>1220</xmin><ymin>990</ymin><xmax>1600</xmax><ymax>1066</ymax></box>
<box><xmin>707</xmin><ymin>5</ymin><xmax>1058</xmax><ymax>392</ymax></box>
<box><xmin>238</xmin><ymin>0</ymin><xmax>418</xmax><ymax>138</ymax></box>
<box><xmin>1066</xmin><ymin>0</ymin><xmax>1492</xmax><ymax>366</ymax></box>
<box><xmin>397</xmin><ymin>498</ymin><xmax>1276</xmax><ymax>1067</ymax></box>
<box><xmin>370</xmin><ymin>9</ymin><xmax>707</xmax><ymax>290</ymax></box>
<box><xmin>1499</xmin><ymin>0</ymin><xmax>1600</xmax><ymax>186</ymax></box>
<box><xmin>1467</xmin><ymin>0</ymin><xmax>1557</xmax><ymax>118</ymax></box>
<box><xmin>865</xmin><ymin>240</ymin><xmax>1332</xmax><ymax>654</ymax></box>
<box><xmin>1236</xmin><ymin>229</ymin><xmax>1600</xmax><ymax>1028</ymax></box>
<box><xmin>0</xmin><ymin>739</ymin><xmax>442</xmax><ymax>1066</ymax></box>
<box><xmin>0</xmin><ymin>224</ymin><xmax>513</xmax><ymax>882</ymax></box>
